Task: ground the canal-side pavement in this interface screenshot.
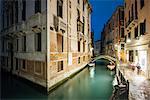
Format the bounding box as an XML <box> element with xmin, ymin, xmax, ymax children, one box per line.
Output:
<box><xmin>118</xmin><ymin>64</ymin><xmax>150</xmax><ymax>100</ymax></box>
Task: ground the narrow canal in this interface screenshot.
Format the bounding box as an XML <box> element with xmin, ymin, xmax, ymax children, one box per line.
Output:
<box><xmin>1</xmin><ymin>59</ymin><xmax>115</xmax><ymax>100</ymax></box>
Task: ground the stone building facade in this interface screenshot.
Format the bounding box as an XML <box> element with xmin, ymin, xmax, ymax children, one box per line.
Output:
<box><xmin>0</xmin><ymin>0</ymin><xmax>92</xmax><ymax>91</ymax></box>
<box><xmin>124</xmin><ymin>0</ymin><xmax>150</xmax><ymax>78</ymax></box>
<box><xmin>101</xmin><ymin>6</ymin><xmax>125</xmax><ymax>60</ymax></box>
<box><xmin>94</xmin><ymin>40</ymin><xmax>101</xmax><ymax>56</ymax></box>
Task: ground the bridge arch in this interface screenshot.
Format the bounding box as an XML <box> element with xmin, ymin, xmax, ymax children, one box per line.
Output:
<box><xmin>93</xmin><ymin>55</ymin><xmax>117</xmax><ymax>64</ymax></box>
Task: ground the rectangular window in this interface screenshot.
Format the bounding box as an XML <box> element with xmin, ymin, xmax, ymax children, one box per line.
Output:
<box><xmin>58</xmin><ymin>61</ymin><xmax>63</xmax><ymax>72</ymax></box>
<box><xmin>7</xmin><ymin>13</ymin><xmax>9</xmax><ymax>27</ymax></box>
<box><xmin>57</xmin><ymin>34</ymin><xmax>63</xmax><ymax>52</ymax></box>
<box><xmin>57</xmin><ymin>0</ymin><xmax>63</xmax><ymax>18</ymax></box>
<box><xmin>78</xmin><ymin>41</ymin><xmax>80</xmax><ymax>52</ymax></box>
<box><xmin>35</xmin><ymin>0</ymin><xmax>41</xmax><ymax>13</ymax></box>
<box><xmin>129</xmin><ymin>50</ymin><xmax>134</xmax><ymax>62</ymax></box>
<box><xmin>23</xmin><ymin>36</ymin><xmax>26</xmax><ymax>51</ymax></box>
<box><xmin>15</xmin><ymin>1</ymin><xmax>18</xmax><ymax>23</ymax></box>
<box><xmin>121</xmin><ymin>28</ymin><xmax>124</xmax><ymax>38</ymax></box>
<box><xmin>35</xmin><ymin>33</ymin><xmax>42</xmax><ymax>51</ymax></box>
<box><xmin>83</xmin><ymin>0</ymin><xmax>84</xmax><ymax>11</ymax></box>
<box><xmin>128</xmin><ymin>10</ymin><xmax>130</xmax><ymax>22</ymax></box>
<box><xmin>121</xmin><ymin>44</ymin><xmax>124</xmax><ymax>50</ymax></box>
<box><xmin>78</xmin><ymin>57</ymin><xmax>80</xmax><ymax>64</ymax></box>
<box><xmin>6</xmin><ymin>57</ymin><xmax>8</xmax><ymax>67</ymax></box>
<box><xmin>22</xmin><ymin>0</ymin><xmax>26</xmax><ymax>21</ymax></box>
<box><xmin>83</xmin><ymin>56</ymin><xmax>85</xmax><ymax>61</ymax></box>
<box><xmin>140</xmin><ymin>20</ymin><xmax>146</xmax><ymax>35</ymax></box>
<box><xmin>22</xmin><ymin>60</ymin><xmax>26</xmax><ymax>69</ymax></box>
<box><xmin>35</xmin><ymin>61</ymin><xmax>42</xmax><ymax>74</ymax></box>
<box><xmin>16</xmin><ymin>58</ymin><xmax>18</xmax><ymax>70</ymax></box>
<box><xmin>135</xmin><ymin>0</ymin><xmax>138</xmax><ymax>19</ymax></box>
<box><xmin>2</xmin><ymin>40</ymin><xmax>4</xmax><ymax>52</ymax></box>
<box><xmin>120</xmin><ymin>10</ymin><xmax>124</xmax><ymax>20</ymax></box>
<box><xmin>83</xmin><ymin>42</ymin><xmax>85</xmax><ymax>52</ymax></box>
<box><xmin>131</xmin><ymin>4</ymin><xmax>134</xmax><ymax>21</ymax></box>
<box><xmin>69</xmin><ymin>1</ymin><xmax>71</xmax><ymax>8</ymax></box>
<box><xmin>83</xmin><ymin>17</ymin><xmax>85</xmax><ymax>34</ymax></box>
<box><xmin>78</xmin><ymin>0</ymin><xmax>80</xmax><ymax>4</ymax></box>
<box><xmin>128</xmin><ymin>32</ymin><xmax>131</xmax><ymax>39</ymax></box>
<box><xmin>134</xmin><ymin>26</ymin><xmax>138</xmax><ymax>38</ymax></box>
<box><xmin>16</xmin><ymin>39</ymin><xmax>19</xmax><ymax>51</ymax></box>
<box><xmin>11</xmin><ymin>5</ymin><xmax>14</xmax><ymax>25</ymax></box>
<box><xmin>140</xmin><ymin>0</ymin><xmax>144</xmax><ymax>9</ymax></box>
<box><xmin>135</xmin><ymin>50</ymin><xmax>138</xmax><ymax>56</ymax></box>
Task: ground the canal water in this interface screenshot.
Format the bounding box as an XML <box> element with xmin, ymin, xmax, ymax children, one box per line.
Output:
<box><xmin>1</xmin><ymin>59</ymin><xmax>115</xmax><ymax>100</ymax></box>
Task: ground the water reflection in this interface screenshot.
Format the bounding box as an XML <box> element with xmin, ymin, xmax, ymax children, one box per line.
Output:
<box><xmin>2</xmin><ymin>59</ymin><xmax>115</xmax><ymax>100</ymax></box>
<box><xmin>89</xmin><ymin>66</ymin><xmax>95</xmax><ymax>78</ymax></box>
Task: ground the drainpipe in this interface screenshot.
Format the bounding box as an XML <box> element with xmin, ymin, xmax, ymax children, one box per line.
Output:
<box><xmin>67</xmin><ymin>0</ymin><xmax>69</xmax><ymax>71</ymax></box>
<box><xmin>46</xmin><ymin>0</ymin><xmax>50</xmax><ymax>92</ymax></box>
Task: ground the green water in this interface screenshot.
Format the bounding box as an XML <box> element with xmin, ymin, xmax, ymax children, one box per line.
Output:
<box><xmin>1</xmin><ymin>59</ymin><xmax>115</xmax><ymax>100</ymax></box>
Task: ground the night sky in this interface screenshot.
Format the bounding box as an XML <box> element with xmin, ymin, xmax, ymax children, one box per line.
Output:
<box><xmin>89</xmin><ymin>0</ymin><xmax>124</xmax><ymax>41</ymax></box>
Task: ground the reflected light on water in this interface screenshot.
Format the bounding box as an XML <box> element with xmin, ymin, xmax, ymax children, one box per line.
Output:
<box><xmin>89</xmin><ymin>67</ymin><xmax>95</xmax><ymax>78</ymax></box>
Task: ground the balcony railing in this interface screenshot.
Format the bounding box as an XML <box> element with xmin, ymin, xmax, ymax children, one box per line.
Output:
<box><xmin>28</xmin><ymin>12</ymin><xmax>42</xmax><ymax>28</ymax></box>
<box><xmin>77</xmin><ymin>31</ymin><xmax>83</xmax><ymax>41</ymax></box>
<box><xmin>77</xmin><ymin>20</ymin><xmax>83</xmax><ymax>33</ymax></box>
<box><xmin>125</xmin><ymin>16</ymin><xmax>138</xmax><ymax>31</ymax></box>
<box><xmin>53</xmin><ymin>15</ymin><xmax>66</xmax><ymax>32</ymax></box>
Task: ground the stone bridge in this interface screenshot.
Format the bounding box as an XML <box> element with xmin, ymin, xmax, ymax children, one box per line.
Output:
<box><xmin>92</xmin><ymin>55</ymin><xmax>117</xmax><ymax>64</ymax></box>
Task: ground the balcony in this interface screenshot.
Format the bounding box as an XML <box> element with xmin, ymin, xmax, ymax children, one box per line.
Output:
<box><xmin>53</xmin><ymin>15</ymin><xmax>66</xmax><ymax>32</ymax></box>
<box><xmin>28</xmin><ymin>12</ymin><xmax>42</xmax><ymax>32</ymax></box>
<box><xmin>77</xmin><ymin>20</ymin><xmax>84</xmax><ymax>41</ymax></box>
<box><xmin>120</xmin><ymin>38</ymin><xmax>125</xmax><ymax>42</ymax></box>
<box><xmin>58</xmin><ymin>17</ymin><xmax>66</xmax><ymax>31</ymax></box>
<box><xmin>77</xmin><ymin>31</ymin><xmax>83</xmax><ymax>41</ymax></box>
<box><xmin>126</xmin><ymin>17</ymin><xmax>138</xmax><ymax>31</ymax></box>
<box><xmin>3</xmin><ymin>25</ymin><xmax>17</xmax><ymax>38</ymax></box>
<box><xmin>15</xmin><ymin>22</ymin><xmax>26</xmax><ymax>36</ymax></box>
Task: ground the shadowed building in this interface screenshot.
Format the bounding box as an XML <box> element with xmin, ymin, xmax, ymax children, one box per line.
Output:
<box><xmin>0</xmin><ymin>0</ymin><xmax>92</xmax><ymax>91</ymax></box>
<box><xmin>101</xmin><ymin>6</ymin><xmax>125</xmax><ymax>60</ymax></box>
<box><xmin>94</xmin><ymin>40</ymin><xmax>101</xmax><ymax>56</ymax></box>
<box><xmin>124</xmin><ymin>0</ymin><xmax>150</xmax><ymax>78</ymax></box>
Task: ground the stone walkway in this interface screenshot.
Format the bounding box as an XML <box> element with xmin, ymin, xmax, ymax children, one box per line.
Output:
<box><xmin>129</xmin><ymin>75</ymin><xmax>150</xmax><ymax>100</ymax></box>
<box><xmin>118</xmin><ymin>64</ymin><xmax>150</xmax><ymax>100</ymax></box>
